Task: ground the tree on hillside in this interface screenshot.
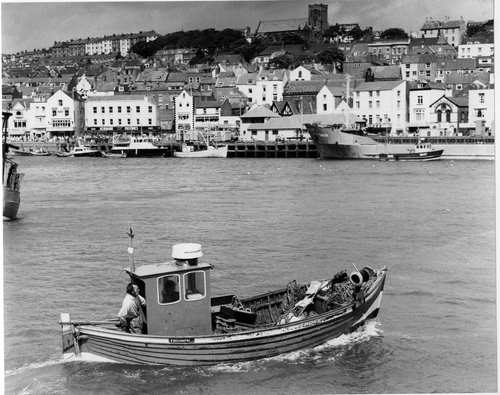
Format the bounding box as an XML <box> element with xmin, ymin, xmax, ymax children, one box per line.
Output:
<box><xmin>316</xmin><ymin>47</ymin><xmax>345</xmax><ymax>71</ymax></box>
<box><xmin>380</xmin><ymin>28</ymin><xmax>408</xmax><ymax>39</ymax></box>
<box><xmin>270</xmin><ymin>54</ymin><xmax>294</xmax><ymax>69</ymax></box>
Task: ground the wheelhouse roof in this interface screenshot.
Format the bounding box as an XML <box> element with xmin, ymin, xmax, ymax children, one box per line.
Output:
<box><xmin>127</xmin><ymin>261</ymin><xmax>213</xmax><ymax>279</ymax></box>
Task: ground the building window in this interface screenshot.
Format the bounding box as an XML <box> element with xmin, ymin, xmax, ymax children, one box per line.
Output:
<box><xmin>417</xmin><ymin>96</ymin><xmax>423</xmax><ymax>104</ymax></box>
<box><xmin>58</xmin><ymin>99</ymin><xmax>63</xmax><ymax>106</ymax></box>
<box><xmin>109</xmin><ymin>106</ymin><xmax>113</xmax><ymax>113</ymax></box>
<box><xmin>323</xmin><ymin>104</ymin><xmax>327</xmax><ymax>111</ymax></box>
<box><xmin>127</xmin><ymin>119</ymin><xmax>131</xmax><ymax>125</ymax></box>
<box><xmin>101</xmin><ymin>107</ymin><xmax>105</xmax><ymax>113</ymax></box>
<box><xmin>148</xmin><ymin>118</ymin><xmax>152</xmax><ymax>125</ymax></box>
<box><xmin>52</xmin><ymin>110</ymin><xmax>57</xmax><ymax>116</ymax></box>
<box><xmin>136</xmin><ymin>106</ymin><xmax>140</xmax><ymax>112</ymax></box>
<box><xmin>110</xmin><ymin>119</ymin><xmax>113</xmax><ymax>125</ymax></box>
<box><xmin>118</xmin><ymin>106</ymin><xmax>122</xmax><ymax>113</ymax></box>
<box><xmin>65</xmin><ymin>109</ymin><xmax>69</xmax><ymax>116</ymax></box>
<box><xmin>136</xmin><ymin>119</ymin><xmax>140</xmax><ymax>125</ymax></box>
<box><xmin>93</xmin><ymin>107</ymin><xmax>97</xmax><ymax>113</ymax></box>
<box><xmin>148</xmin><ymin>106</ymin><xmax>153</xmax><ymax>113</ymax></box>
<box><xmin>94</xmin><ymin>119</ymin><xmax>97</xmax><ymax>125</ymax></box>
<box><xmin>479</xmin><ymin>93</ymin><xmax>485</xmax><ymax>103</ymax></box>
<box><xmin>127</xmin><ymin>106</ymin><xmax>131</xmax><ymax>113</ymax></box>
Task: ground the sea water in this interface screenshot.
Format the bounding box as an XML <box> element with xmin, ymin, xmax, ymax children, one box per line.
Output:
<box><xmin>3</xmin><ymin>156</ymin><xmax>496</xmax><ymax>394</ymax></box>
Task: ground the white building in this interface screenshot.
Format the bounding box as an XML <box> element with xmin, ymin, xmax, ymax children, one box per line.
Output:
<box><xmin>7</xmin><ymin>99</ymin><xmax>31</xmax><ymax>137</ymax></box>
<box><xmin>458</xmin><ymin>38</ymin><xmax>495</xmax><ymax>59</ymax></box>
<box><xmin>316</xmin><ymin>83</ymin><xmax>347</xmax><ymax>114</ymax></box>
<box><xmin>175</xmin><ymin>90</ymin><xmax>194</xmax><ymax>134</ymax></box>
<box><xmin>420</xmin><ymin>18</ymin><xmax>466</xmax><ymax>47</ymax></box>
<box><xmin>289</xmin><ymin>66</ymin><xmax>314</xmax><ymax>81</ymax></box>
<box><xmin>353</xmin><ymin>80</ymin><xmax>407</xmax><ymax>133</ymax></box>
<box><xmin>84</xmin><ymin>94</ymin><xmax>158</xmax><ymax>133</ymax></box>
<box><xmin>255</xmin><ymin>69</ymin><xmax>288</xmax><ymax>106</ymax></box>
<box><xmin>45</xmin><ymin>90</ymin><xmax>76</xmax><ymax>137</ymax></box>
<box><xmin>235</xmin><ymin>73</ymin><xmax>257</xmax><ymax>105</ymax></box>
<box><xmin>408</xmin><ymin>83</ymin><xmax>450</xmax><ymax>131</ymax></box>
<box><xmin>468</xmin><ymin>87</ymin><xmax>494</xmax><ymax>134</ymax></box>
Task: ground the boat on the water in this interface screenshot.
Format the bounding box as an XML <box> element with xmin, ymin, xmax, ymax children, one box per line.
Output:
<box><xmin>11</xmin><ymin>148</ymin><xmax>33</xmax><ymax>156</ymax></box>
<box><xmin>378</xmin><ymin>141</ymin><xmax>443</xmax><ymax>161</ymax></box>
<box><xmin>68</xmin><ymin>144</ymin><xmax>101</xmax><ymax>157</ymax></box>
<box><xmin>174</xmin><ymin>143</ymin><xmax>228</xmax><ymax>158</ymax></box>
<box><xmin>110</xmin><ymin>134</ymin><xmax>164</xmax><ymax>157</ymax></box>
<box><xmin>101</xmin><ymin>151</ymin><xmax>127</xmax><ymax>158</ymax></box>
<box><xmin>3</xmin><ymin>112</ymin><xmax>23</xmax><ymax>220</ymax></box>
<box><xmin>59</xmin><ymin>236</ymin><xmax>387</xmax><ymax>365</ymax></box>
<box><xmin>12</xmin><ymin>147</ymin><xmax>50</xmax><ymax>156</ymax></box>
<box><xmin>306</xmin><ymin>123</ymin><xmax>494</xmax><ymax>160</ymax></box>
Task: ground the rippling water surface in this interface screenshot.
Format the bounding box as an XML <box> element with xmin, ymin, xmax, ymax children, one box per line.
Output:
<box><xmin>3</xmin><ymin>156</ymin><xmax>496</xmax><ymax>394</ymax></box>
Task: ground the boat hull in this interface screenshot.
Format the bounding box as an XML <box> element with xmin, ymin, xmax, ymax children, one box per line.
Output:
<box><xmin>3</xmin><ymin>186</ymin><xmax>20</xmax><ymax>219</ymax></box>
<box><xmin>61</xmin><ymin>270</ymin><xmax>386</xmax><ymax>365</ymax></box>
<box><xmin>174</xmin><ymin>145</ymin><xmax>228</xmax><ymax>158</ymax></box>
<box><xmin>110</xmin><ymin>148</ymin><xmax>168</xmax><ymax>157</ymax></box>
<box><xmin>379</xmin><ymin>149</ymin><xmax>444</xmax><ymax>161</ymax></box>
<box><xmin>307</xmin><ymin>124</ymin><xmax>494</xmax><ymax>160</ymax></box>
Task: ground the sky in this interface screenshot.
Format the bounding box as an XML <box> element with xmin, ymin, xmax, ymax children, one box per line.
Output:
<box><xmin>0</xmin><ymin>0</ymin><xmax>495</xmax><ymax>54</ymax></box>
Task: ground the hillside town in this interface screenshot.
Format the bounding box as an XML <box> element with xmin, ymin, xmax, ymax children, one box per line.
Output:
<box><xmin>1</xmin><ymin>4</ymin><xmax>494</xmax><ymax>144</ymax></box>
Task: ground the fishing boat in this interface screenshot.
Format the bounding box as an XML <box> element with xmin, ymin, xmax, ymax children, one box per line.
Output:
<box><xmin>378</xmin><ymin>141</ymin><xmax>443</xmax><ymax>161</ymax></box>
<box><xmin>174</xmin><ymin>129</ymin><xmax>228</xmax><ymax>158</ymax></box>
<box><xmin>101</xmin><ymin>151</ymin><xmax>127</xmax><ymax>158</ymax></box>
<box><xmin>174</xmin><ymin>143</ymin><xmax>228</xmax><ymax>158</ymax></box>
<box><xmin>3</xmin><ymin>112</ymin><xmax>23</xmax><ymax>220</ymax></box>
<box><xmin>59</xmin><ymin>234</ymin><xmax>387</xmax><ymax>365</ymax></box>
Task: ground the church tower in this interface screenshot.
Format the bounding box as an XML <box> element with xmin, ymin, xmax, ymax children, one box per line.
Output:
<box><xmin>308</xmin><ymin>4</ymin><xmax>329</xmax><ymax>33</ymax></box>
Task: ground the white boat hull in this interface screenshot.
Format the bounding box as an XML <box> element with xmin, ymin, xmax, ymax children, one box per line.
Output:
<box><xmin>174</xmin><ymin>145</ymin><xmax>228</xmax><ymax>158</ymax></box>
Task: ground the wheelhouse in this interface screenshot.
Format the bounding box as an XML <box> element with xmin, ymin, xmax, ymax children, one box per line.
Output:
<box><xmin>126</xmin><ymin>243</ymin><xmax>213</xmax><ymax>336</ymax></box>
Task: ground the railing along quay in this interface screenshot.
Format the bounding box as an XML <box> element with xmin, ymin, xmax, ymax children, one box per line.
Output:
<box><xmin>227</xmin><ymin>141</ymin><xmax>318</xmax><ymax>158</ymax></box>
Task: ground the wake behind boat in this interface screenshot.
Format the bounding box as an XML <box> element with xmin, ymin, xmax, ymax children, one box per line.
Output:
<box><xmin>59</xmin><ymin>235</ymin><xmax>387</xmax><ymax>365</ymax></box>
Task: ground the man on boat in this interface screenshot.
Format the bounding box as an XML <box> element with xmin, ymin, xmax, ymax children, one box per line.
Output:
<box><xmin>117</xmin><ymin>283</ymin><xmax>147</xmax><ymax>334</ymax></box>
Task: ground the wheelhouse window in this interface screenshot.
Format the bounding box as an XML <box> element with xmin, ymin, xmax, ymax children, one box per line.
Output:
<box><xmin>184</xmin><ymin>271</ymin><xmax>206</xmax><ymax>301</ymax></box>
<box><xmin>158</xmin><ymin>275</ymin><xmax>180</xmax><ymax>304</ymax></box>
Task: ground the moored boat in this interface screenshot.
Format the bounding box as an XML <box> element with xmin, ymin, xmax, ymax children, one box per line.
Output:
<box><xmin>59</xmin><ymin>236</ymin><xmax>387</xmax><ymax>365</ymax></box>
<box><xmin>378</xmin><ymin>141</ymin><xmax>443</xmax><ymax>161</ymax></box>
<box><xmin>110</xmin><ymin>134</ymin><xmax>166</xmax><ymax>157</ymax></box>
<box><xmin>174</xmin><ymin>143</ymin><xmax>228</xmax><ymax>158</ymax></box>
<box><xmin>101</xmin><ymin>151</ymin><xmax>127</xmax><ymax>158</ymax></box>
<box><xmin>68</xmin><ymin>145</ymin><xmax>102</xmax><ymax>157</ymax></box>
<box><xmin>3</xmin><ymin>112</ymin><xmax>23</xmax><ymax>220</ymax></box>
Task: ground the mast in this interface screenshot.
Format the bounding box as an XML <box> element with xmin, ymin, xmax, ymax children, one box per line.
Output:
<box><xmin>127</xmin><ymin>224</ymin><xmax>135</xmax><ymax>272</ymax></box>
